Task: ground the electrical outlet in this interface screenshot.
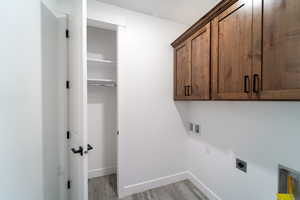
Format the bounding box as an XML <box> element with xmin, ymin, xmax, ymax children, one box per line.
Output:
<box><xmin>236</xmin><ymin>158</ymin><xmax>247</xmax><ymax>173</ymax></box>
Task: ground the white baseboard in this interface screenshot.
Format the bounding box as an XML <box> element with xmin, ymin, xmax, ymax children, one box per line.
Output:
<box><xmin>119</xmin><ymin>171</ymin><xmax>189</xmax><ymax>198</ymax></box>
<box><xmin>119</xmin><ymin>171</ymin><xmax>222</xmax><ymax>200</ymax></box>
<box><xmin>88</xmin><ymin>167</ymin><xmax>116</xmax><ymax>179</ymax></box>
<box><xmin>186</xmin><ymin>172</ymin><xmax>222</xmax><ymax>200</ymax></box>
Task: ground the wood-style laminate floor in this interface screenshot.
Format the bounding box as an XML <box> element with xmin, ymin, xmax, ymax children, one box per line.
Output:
<box><xmin>88</xmin><ymin>174</ymin><xmax>209</xmax><ymax>200</ymax></box>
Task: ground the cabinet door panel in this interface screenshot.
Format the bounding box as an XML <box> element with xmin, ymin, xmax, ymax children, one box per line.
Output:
<box><xmin>190</xmin><ymin>23</ymin><xmax>211</xmax><ymax>100</ymax></box>
<box><xmin>212</xmin><ymin>0</ymin><xmax>253</xmax><ymax>100</ymax></box>
<box><xmin>254</xmin><ymin>0</ymin><xmax>300</xmax><ymax>99</ymax></box>
<box><xmin>174</xmin><ymin>43</ymin><xmax>190</xmax><ymax>99</ymax></box>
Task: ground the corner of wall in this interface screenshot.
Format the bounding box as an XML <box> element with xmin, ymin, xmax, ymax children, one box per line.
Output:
<box><xmin>186</xmin><ymin>171</ymin><xmax>222</xmax><ymax>200</ymax></box>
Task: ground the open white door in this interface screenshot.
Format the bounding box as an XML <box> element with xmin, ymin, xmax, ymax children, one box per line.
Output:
<box><xmin>68</xmin><ymin>0</ymin><xmax>88</xmax><ymax>200</ymax></box>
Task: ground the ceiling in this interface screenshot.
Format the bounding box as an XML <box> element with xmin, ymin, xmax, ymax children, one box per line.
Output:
<box><xmin>96</xmin><ymin>0</ymin><xmax>221</xmax><ymax>25</ymax></box>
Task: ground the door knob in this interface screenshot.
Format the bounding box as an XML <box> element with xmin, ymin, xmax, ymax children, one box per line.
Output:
<box><xmin>71</xmin><ymin>146</ymin><xmax>83</xmax><ymax>156</ymax></box>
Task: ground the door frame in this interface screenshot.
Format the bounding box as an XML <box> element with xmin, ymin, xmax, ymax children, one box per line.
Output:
<box><xmin>83</xmin><ymin>17</ymin><xmax>123</xmax><ymax>198</ymax></box>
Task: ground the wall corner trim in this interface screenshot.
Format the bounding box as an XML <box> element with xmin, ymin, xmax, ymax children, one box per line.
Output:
<box><xmin>186</xmin><ymin>171</ymin><xmax>222</xmax><ymax>200</ymax></box>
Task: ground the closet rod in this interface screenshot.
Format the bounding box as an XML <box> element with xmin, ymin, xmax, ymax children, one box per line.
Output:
<box><xmin>88</xmin><ymin>83</ymin><xmax>116</xmax><ymax>87</ymax></box>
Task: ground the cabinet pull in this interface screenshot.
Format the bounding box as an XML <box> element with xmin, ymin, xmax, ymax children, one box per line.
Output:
<box><xmin>244</xmin><ymin>75</ymin><xmax>250</xmax><ymax>93</ymax></box>
<box><xmin>184</xmin><ymin>86</ymin><xmax>187</xmax><ymax>96</ymax></box>
<box><xmin>253</xmin><ymin>74</ymin><xmax>259</xmax><ymax>93</ymax></box>
<box><xmin>188</xmin><ymin>85</ymin><xmax>192</xmax><ymax>96</ymax></box>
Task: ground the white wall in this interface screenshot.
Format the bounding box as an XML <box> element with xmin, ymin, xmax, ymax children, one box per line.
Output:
<box><xmin>87</xmin><ymin>27</ymin><xmax>117</xmax><ymax>178</ymax></box>
<box><xmin>88</xmin><ymin>87</ymin><xmax>117</xmax><ymax>178</ymax></box>
<box><xmin>87</xmin><ymin>0</ymin><xmax>189</xmax><ymax>197</ymax></box>
<box><xmin>185</xmin><ymin>102</ymin><xmax>300</xmax><ymax>200</ymax></box>
<box><xmin>0</xmin><ymin>1</ymin><xmax>43</xmax><ymax>200</ymax></box>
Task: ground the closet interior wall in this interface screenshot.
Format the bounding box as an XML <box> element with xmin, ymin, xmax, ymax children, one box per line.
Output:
<box><xmin>87</xmin><ymin>26</ymin><xmax>117</xmax><ymax>179</ymax></box>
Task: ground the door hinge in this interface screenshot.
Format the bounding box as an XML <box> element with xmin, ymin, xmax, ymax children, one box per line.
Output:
<box><xmin>66</xmin><ymin>80</ymin><xmax>70</xmax><ymax>89</ymax></box>
<box><xmin>65</xmin><ymin>29</ymin><xmax>69</xmax><ymax>38</ymax></box>
<box><xmin>67</xmin><ymin>180</ymin><xmax>71</xmax><ymax>189</ymax></box>
<box><xmin>66</xmin><ymin>131</ymin><xmax>70</xmax><ymax>139</ymax></box>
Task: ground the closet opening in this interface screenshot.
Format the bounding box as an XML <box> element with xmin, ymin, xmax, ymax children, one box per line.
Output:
<box><xmin>86</xmin><ymin>19</ymin><xmax>118</xmax><ymax>199</ymax></box>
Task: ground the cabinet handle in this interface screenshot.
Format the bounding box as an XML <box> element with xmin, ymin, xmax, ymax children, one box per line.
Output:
<box><xmin>244</xmin><ymin>75</ymin><xmax>250</xmax><ymax>93</ymax></box>
<box><xmin>253</xmin><ymin>74</ymin><xmax>259</xmax><ymax>93</ymax></box>
<box><xmin>188</xmin><ymin>85</ymin><xmax>192</xmax><ymax>96</ymax></box>
<box><xmin>184</xmin><ymin>86</ymin><xmax>187</xmax><ymax>96</ymax></box>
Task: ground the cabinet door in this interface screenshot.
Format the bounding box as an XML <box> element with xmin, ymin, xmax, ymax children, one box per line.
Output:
<box><xmin>189</xmin><ymin>23</ymin><xmax>211</xmax><ymax>100</ymax></box>
<box><xmin>174</xmin><ymin>42</ymin><xmax>190</xmax><ymax>100</ymax></box>
<box><xmin>212</xmin><ymin>0</ymin><xmax>253</xmax><ymax>100</ymax></box>
<box><xmin>252</xmin><ymin>0</ymin><xmax>300</xmax><ymax>100</ymax></box>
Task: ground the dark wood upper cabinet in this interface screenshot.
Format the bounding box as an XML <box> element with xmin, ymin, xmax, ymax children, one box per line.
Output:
<box><xmin>174</xmin><ymin>42</ymin><xmax>190</xmax><ymax>99</ymax></box>
<box><xmin>189</xmin><ymin>24</ymin><xmax>211</xmax><ymax>100</ymax></box>
<box><xmin>211</xmin><ymin>0</ymin><xmax>253</xmax><ymax>100</ymax></box>
<box><xmin>252</xmin><ymin>0</ymin><xmax>300</xmax><ymax>100</ymax></box>
<box><xmin>174</xmin><ymin>24</ymin><xmax>211</xmax><ymax>100</ymax></box>
<box><xmin>172</xmin><ymin>0</ymin><xmax>300</xmax><ymax>101</ymax></box>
